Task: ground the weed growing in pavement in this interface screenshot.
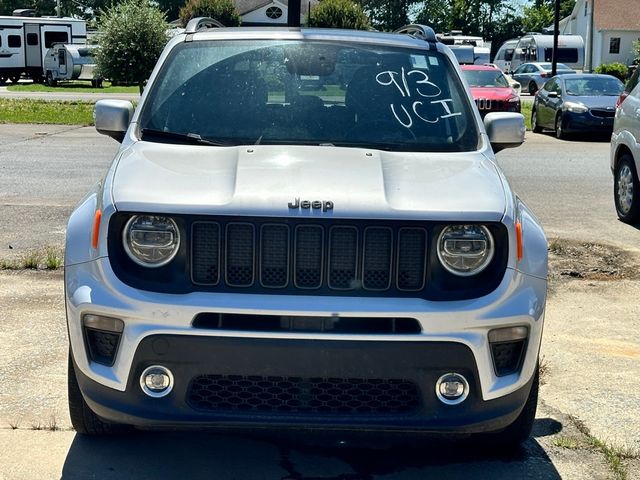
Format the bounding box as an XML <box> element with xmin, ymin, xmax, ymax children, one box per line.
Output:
<box><xmin>8</xmin><ymin>419</ymin><xmax>20</xmax><ymax>430</ymax></box>
<box><xmin>569</xmin><ymin>415</ymin><xmax>639</xmax><ymax>480</ymax></box>
<box><xmin>0</xmin><ymin>259</ymin><xmax>20</xmax><ymax>269</ymax></box>
<box><xmin>552</xmin><ymin>436</ymin><xmax>582</xmax><ymax>449</ymax></box>
<box><xmin>538</xmin><ymin>356</ymin><xmax>549</xmax><ymax>386</ymax></box>
<box><xmin>45</xmin><ymin>247</ymin><xmax>64</xmax><ymax>270</ymax></box>
<box><xmin>30</xmin><ymin>422</ymin><xmax>43</xmax><ymax>431</ymax></box>
<box><xmin>21</xmin><ymin>250</ymin><xmax>42</xmax><ymax>269</ymax></box>
<box><xmin>47</xmin><ymin>415</ymin><xmax>60</xmax><ymax>432</ymax></box>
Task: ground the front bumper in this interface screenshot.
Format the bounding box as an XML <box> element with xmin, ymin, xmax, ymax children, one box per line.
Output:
<box><xmin>564</xmin><ymin>111</ymin><xmax>614</xmax><ymax>133</ymax></box>
<box><xmin>66</xmin><ymin>257</ymin><xmax>546</xmax><ymax>431</ymax></box>
<box><xmin>74</xmin><ymin>335</ymin><xmax>536</xmax><ymax>434</ymax></box>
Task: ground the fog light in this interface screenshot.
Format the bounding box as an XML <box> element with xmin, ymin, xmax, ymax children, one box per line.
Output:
<box><xmin>435</xmin><ymin>373</ymin><xmax>469</xmax><ymax>405</ymax></box>
<box><xmin>140</xmin><ymin>366</ymin><xmax>174</xmax><ymax>398</ymax></box>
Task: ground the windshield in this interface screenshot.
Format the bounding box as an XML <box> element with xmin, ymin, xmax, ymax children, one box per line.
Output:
<box><xmin>139</xmin><ymin>40</ymin><xmax>479</xmax><ymax>152</ymax></box>
<box><xmin>565</xmin><ymin>77</ymin><xmax>624</xmax><ymax>96</ymax></box>
<box><xmin>462</xmin><ymin>69</ymin><xmax>509</xmax><ymax>88</ymax></box>
<box><xmin>539</xmin><ymin>63</ymin><xmax>571</xmax><ymax>71</ymax></box>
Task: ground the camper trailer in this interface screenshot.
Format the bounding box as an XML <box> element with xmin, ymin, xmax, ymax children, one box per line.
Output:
<box><xmin>0</xmin><ymin>15</ymin><xmax>87</xmax><ymax>84</ymax></box>
<box><xmin>43</xmin><ymin>43</ymin><xmax>101</xmax><ymax>86</ymax></box>
<box><xmin>510</xmin><ymin>34</ymin><xmax>584</xmax><ymax>72</ymax></box>
<box><xmin>493</xmin><ymin>38</ymin><xmax>519</xmax><ymax>73</ymax></box>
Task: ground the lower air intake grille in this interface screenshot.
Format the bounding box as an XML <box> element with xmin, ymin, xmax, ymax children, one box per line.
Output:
<box><xmin>187</xmin><ymin>375</ymin><xmax>421</xmax><ymax>415</ymax></box>
<box><xmin>85</xmin><ymin>328</ymin><xmax>121</xmax><ymax>366</ymax></box>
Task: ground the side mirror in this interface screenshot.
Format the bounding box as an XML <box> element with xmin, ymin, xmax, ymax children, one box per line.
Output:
<box><xmin>484</xmin><ymin>112</ymin><xmax>525</xmax><ymax>153</ymax></box>
<box><xmin>547</xmin><ymin>91</ymin><xmax>558</xmax><ymax>98</ymax></box>
<box><xmin>94</xmin><ymin>99</ymin><xmax>134</xmax><ymax>142</ymax></box>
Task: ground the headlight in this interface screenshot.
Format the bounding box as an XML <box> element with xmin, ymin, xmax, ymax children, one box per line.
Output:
<box><xmin>123</xmin><ymin>215</ymin><xmax>180</xmax><ymax>267</ymax></box>
<box><xmin>437</xmin><ymin>225</ymin><xmax>494</xmax><ymax>276</ymax></box>
<box><xmin>565</xmin><ymin>101</ymin><xmax>588</xmax><ymax>113</ymax></box>
<box><xmin>507</xmin><ymin>95</ymin><xmax>520</xmax><ymax>103</ymax></box>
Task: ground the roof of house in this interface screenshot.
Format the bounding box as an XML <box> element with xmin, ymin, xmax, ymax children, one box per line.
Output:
<box><xmin>235</xmin><ymin>0</ymin><xmax>319</xmax><ymax>17</ymax></box>
<box><xmin>594</xmin><ymin>0</ymin><xmax>640</xmax><ymax>31</ymax></box>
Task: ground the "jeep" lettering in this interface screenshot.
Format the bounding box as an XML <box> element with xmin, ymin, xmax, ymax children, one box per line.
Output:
<box><xmin>288</xmin><ymin>198</ymin><xmax>334</xmax><ymax>212</ymax></box>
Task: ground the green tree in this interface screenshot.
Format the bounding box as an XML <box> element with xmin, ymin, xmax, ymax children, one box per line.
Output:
<box><xmin>307</xmin><ymin>0</ymin><xmax>370</xmax><ymax>29</ymax></box>
<box><xmin>521</xmin><ymin>3</ymin><xmax>553</xmax><ymax>33</ymax></box>
<box><xmin>96</xmin><ymin>0</ymin><xmax>168</xmax><ymax>93</ymax></box>
<box><xmin>361</xmin><ymin>0</ymin><xmax>417</xmax><ymax>31</ymax></box>
<box><xmin>179</xmin><ymin>0</ymin><xmax>241</xmax><ymax>27</ymax></box>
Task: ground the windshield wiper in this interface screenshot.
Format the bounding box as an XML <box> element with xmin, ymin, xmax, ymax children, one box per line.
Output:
<box><xmin>140</xmin><ymin>128</ymin><xmax>232</xmax><ymax>146</ymax></box>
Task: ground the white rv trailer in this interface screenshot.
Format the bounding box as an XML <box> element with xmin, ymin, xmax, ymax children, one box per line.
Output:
<box><xmin>509</xmin><ymin>34</ymin><xmax>584</xmax><ymax>72</ymax></box>
<box><xmin>0</xmin><ymin>15</ymin><xmax>87</xmax><ymax>83</ymax></box>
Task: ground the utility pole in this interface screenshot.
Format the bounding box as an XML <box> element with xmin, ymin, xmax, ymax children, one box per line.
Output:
<box><xmin>287</xmin><ymin>0</ymin><xmax>301</xmax><ymax>27</ymax></box>
<box><xmin>551</xmin><ymin>0</ymin><xmax>560</xmax><ymax>76</ymax></box>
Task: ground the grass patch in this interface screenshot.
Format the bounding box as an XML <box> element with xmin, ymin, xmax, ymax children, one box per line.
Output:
<box><xmin>538</xmin><ymin>356</ymin><xmax>549</xmax><ymax>386</ymax></box>
<box><xmin>521</xmin><ymin>102</ymin><xmax>532</xmax><ymax>130</ymax></box>
<box><xmin>0</xmin><ymin>98</ymin><xmax>94</xmax><ymax>125</ymax></box>
<box><xmin>7</xmin><ymin>81</ymin><xmax>139</xmax><ymax>94</ymax></box>
<box><xmin>0</xmin><ymin>246</ymin><xmax>64</xmax><ymax>270</ymax></box>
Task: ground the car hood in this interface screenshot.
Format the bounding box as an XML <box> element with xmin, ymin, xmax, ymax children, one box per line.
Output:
<box><xmin>470</xmin><ymin>87</ymin><xmax>517</xmax><ymax>100</ymax></box>
<box><xmin>111</xmin><ymin>142</ymin><xmax>507</xmax><ymax>222</ymax></box>
<box><xmin>565</xmin><ymin>95</ymin><xmax>619</xmax><ymax>109</ymax></box>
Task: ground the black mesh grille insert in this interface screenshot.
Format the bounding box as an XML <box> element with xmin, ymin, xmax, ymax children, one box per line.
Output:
<box><xmin>187</xmin><ymin>375</ymin><xmax>421</xmax><ymax>415</ymax></box>
<box><xmin>260</xmin><ymin>224</ymin><xmax>289</xmax><ymax>288</ymax></box>
<box><xmin>397</xmin><ymin>228</ymin><xmax>427</xmax><ymax>291</ymax></box>
<box><xmin>189</xmin><ymin>219</ymin><xmax>439</xmax><ymax>295</ymax></box>
<box><xmin>295</xmin><ymin>225</ymin><xmax>324</xmax><ymax>289</ymax></box>
<box><xmin>363</xmin><ymin>227</ymin><xmax>393</xmax><ymax>290</ymax></box>
<box><xmin>85</xmin><ymin>328</ymin><xmax>121</xmax><ymax>366</ymax></box>
<box><xmin>192</xmin><ymin>222</ymin><xmax>220</xmax><ymax>285</ymax></box>
<box><xmin>491</xmin><ymin>340</ymin><xmax>526</xmax><ymax>376</ymax></box>
<box><xmin>225</xmin><ymin>223</ymin><xmax>255</xmax><ymax>287</ymax></box>
<box><xmin>328</xmin><ymin>227</ymin><xmax>358</xmax><ymax>289</ymax></box>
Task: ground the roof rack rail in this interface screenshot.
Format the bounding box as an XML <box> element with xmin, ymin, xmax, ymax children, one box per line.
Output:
<box><xmin>394</xmin><ymin>24</ymin><xmax>437</xmax><ymax>43</ymax></box>
<box><xmin>185</xmin><ymin>17</ymin><xmax>225</xmax><ymax>34</ymax></box>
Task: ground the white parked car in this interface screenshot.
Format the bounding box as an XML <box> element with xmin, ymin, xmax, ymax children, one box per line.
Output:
<box><xmin>65</xmin><ymin>19</ymin><xmax>547</xmax><ymax>446</ymax></box>
<box><xmin>612</xmin><ymin>68</ymin><xmax>640</xmax><ymax>223</ymax></box>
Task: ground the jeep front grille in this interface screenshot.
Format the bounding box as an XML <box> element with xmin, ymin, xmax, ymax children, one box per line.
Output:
<box><xmin>191</xmin><ymin>219</ymin><xmax>428</xmax><ymax>293</ymax></box>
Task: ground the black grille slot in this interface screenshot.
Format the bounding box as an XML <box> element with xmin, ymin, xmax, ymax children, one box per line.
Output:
<box><xmin>193</xmin><ymin>313</ymin><xmax>422</xmax><ymax>334</ymax></box>
<box><xmin>225</xmin><ymin>223</ymin><xmax>255</xmax><ymax>287</ymax></box>
<box><xmin>491</xmin><ymin>340</ymin><xmax>526</xmax><ymax>376</ymax></box>
<box><xmin>363</xmin><ymin>227</ymin><xmax>393</xmax><ymax>290</ymax></box>
<box><xmin>187</xmin><ymin>375</ymin><xmax>421</xmax><ymax>415</ymax></box>
<box><xmin>591</xmin><ymin>109</ymin><xmax>615</xmax><ymax>118</ymax></box>
<box><xmin>85</xmin><ymin>328</ymin><xmax>121</xmax><ymax>366</ymax></box>
<box><xmin>328</xmin><ymin>226</ymin><xmax>358</xmax><ymax>289</ymax></box>
<box><xmin>260</xmin><ymin>224</ymin><xmax>289</xmax><ymax>288</ymax></box>
<box><xmin>397</xmin><ymin>228</ymin><xmax>427</xmax><ymax>291</ymax></box>
<box><xmin>294</xmin><ymin>225</ymin><xmax>324</xmax><ymax>289</ymax></box>
<box><xmin>191</xmin><ymin>222</ymin><xmax>220</xmax><ymax>285</ymax></box>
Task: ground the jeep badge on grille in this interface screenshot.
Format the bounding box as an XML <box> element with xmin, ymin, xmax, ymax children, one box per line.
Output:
<box><xmin>288</xmin><ymin>198</ymin><xmax>334</xmax><ymax>212</ymax></box>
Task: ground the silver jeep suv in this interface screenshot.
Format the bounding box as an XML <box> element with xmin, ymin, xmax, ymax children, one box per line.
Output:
<box><xmin>65</xmin><ymin>21</ymin><xmax>547</xmax><ymax>444</ymax></box>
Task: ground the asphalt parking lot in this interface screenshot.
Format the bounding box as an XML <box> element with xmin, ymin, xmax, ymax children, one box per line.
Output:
<box><xmin>1</xmin><ymin>125</ymin><xmax>639</xmax><ymax>479</ymax></box>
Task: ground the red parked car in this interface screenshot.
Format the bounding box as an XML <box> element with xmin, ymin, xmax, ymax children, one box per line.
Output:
<box><xmin>461</xmin><ymin>65</ymin><xmax>521</xmax><ymax>116</ymax></box>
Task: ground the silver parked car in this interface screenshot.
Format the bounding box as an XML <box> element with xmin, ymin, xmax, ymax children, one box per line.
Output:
<box><xmin>511</xmin><ymin>62</ymin><xmax>575</xmax><ymax>95</ymax></box>
<box><xmin>65</xmin><ymin>20</ymin><xmax>547</xmax><ymax>446</ymax></box>
<box><xmin>611</xmin><ymin>73</ymin><xmax>640</xmax><ymax>223</ymax></box>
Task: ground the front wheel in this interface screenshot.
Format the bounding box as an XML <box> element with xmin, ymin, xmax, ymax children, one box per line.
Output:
<box><xmin>68</xmin><ymin>351</ymin><xmax>128</xmax><ymax>435</ymax></box>
<box><xmin>528</xmin><ymin>81</ymin><xmax>538</xmax><ymax>96</ymax></box>
<box><xmin>614</xmin><ymin>155</ymin><xmax>640</xmax><ymax>224</ymax></box>
<box><xmin>531</xmin><ymin>109</ymin><xmax>543</xmax><ymax>133</ymax></box>
<box><xmin>555</xmin><ymin>114</ymin><xmax>566</xmax><ymax>140</ymax></box>
<box><xmin>46</xmin><ymin>72</ymin><xmax>57</xmax><ymax>87</ymax></box>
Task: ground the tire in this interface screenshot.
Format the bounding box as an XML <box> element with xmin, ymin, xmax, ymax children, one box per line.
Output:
<box><xmin>555</xmin><ymin>113</ymin><xmax>566</xmax><ymax>140</ymax></box>
<box><xmin>46</xmin><ymin>72</ymin><xmax>57</xmax><ymax>87</ymax></box>
<box><xmin>531</xmin><ymin>108</ymin><xmax>543</xmax><ymax>133</ymax></box>
<box><xmin>614</xmin><ymin>154</ymin><xmax>640</xmax><ymax>224</ymax></box>
<box><xmin>68</xmin><ymin>351</ymin><xmax>128</xmax><ymax>435</ymax></box>
<box><xmin>528</xmin><ymin>81</ymin><xmax>538</xmax><ymax>96</ymax></box>
<box><xmin>478</xmin><ymin>366</ymin><xmax>539</xmax><ymax>449</ymax></box>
